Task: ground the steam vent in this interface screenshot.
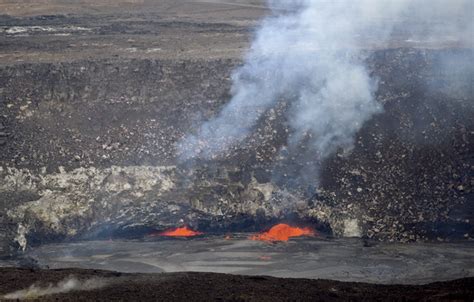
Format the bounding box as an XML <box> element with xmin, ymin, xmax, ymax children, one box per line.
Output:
<box><xmin>0</xmin><ymin>0</ymin><xmax>473</xmax><ymax>301</ymax></box>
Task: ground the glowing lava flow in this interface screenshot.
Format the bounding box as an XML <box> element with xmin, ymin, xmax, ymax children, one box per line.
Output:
<box><xmin>160</xmin><ymin>226</ymin><xmax>203</xmax><ymax>237</ymax></box>
<box><xmin>250</xmin><ymin>223</ymin><xmax>314</xmax><ymax>242</ymax></box>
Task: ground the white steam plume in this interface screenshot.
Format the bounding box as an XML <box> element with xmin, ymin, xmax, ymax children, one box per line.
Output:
<box><xmin>3</xmin><ymin>277</ymin><xmax>108</xmax><ymax>300</ymax></box>
<box><xmin>178</xmin><ymin>0</ymin><xmax>472</xmax><ymax>164</ymax></box>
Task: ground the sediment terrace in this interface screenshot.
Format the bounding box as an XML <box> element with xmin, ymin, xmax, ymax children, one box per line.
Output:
<box><xmin>0</xmin><ymin>0</ymin><xmax>472</xmax><ymax>258</ymax></box>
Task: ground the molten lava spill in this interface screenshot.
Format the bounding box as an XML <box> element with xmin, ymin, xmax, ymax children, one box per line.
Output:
<box><xmin>250</xmin><ymin>223</ymin><xmax>315</xmax><ymax>242</ymax></box>
<box><xmin>159</xmin><ymin>226</ymin><xmax>203</xmax><ymax>237</ymax></box>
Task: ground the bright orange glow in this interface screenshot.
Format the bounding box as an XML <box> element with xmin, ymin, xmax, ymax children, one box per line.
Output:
<box><xmin>250</xmin><ymin>223</ymin><xmax>314</xmax><ymax>242</ymax></box>
<box><xmin>160</xmin><ymin>226</ymin><xmax>203</xmax><ymax>237</ymax></box>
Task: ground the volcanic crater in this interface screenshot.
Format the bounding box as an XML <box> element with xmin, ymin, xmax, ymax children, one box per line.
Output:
<box><xmin>0</xmin><ymin>1</ymin><xmax>472</xmax><ymax>300</ymax></box>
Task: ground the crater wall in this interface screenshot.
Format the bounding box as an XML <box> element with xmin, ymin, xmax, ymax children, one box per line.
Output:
<box><xmin>0</xmin><ymin>2</ymin><xmax>472</xmax><ymax>257</ymax></box>
<box><xmin>0</xmin><ymin>48</ymin><xmax>472</xmax><ymax>258</ymax></box>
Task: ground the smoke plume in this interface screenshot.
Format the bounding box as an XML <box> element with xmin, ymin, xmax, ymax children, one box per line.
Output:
<box><xmin>3</xmin><ymin>276</ymin><xmax>108</xmax><ymax>299</ymax></box>
<box><xmin>178</xmin><ymin>0</ymin><xmax>472</xmax><ymax>174</ymax></box>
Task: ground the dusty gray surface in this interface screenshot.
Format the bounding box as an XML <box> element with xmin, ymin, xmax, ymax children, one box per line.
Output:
<box><xmin>0</xmin><ymin>0</ymin><xmax>267</xmax><ymax>64</ymax></box>
<box><xmin>13</xmin><ymin>237</ymin><xmax>474</xmax><ymax>285</ymax></box>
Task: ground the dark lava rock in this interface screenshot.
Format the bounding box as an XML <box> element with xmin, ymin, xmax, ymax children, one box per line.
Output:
<box><xmin>0</xmin><ymin>268</ymin><xmax>473</xmax><ymax>301</ymax></box>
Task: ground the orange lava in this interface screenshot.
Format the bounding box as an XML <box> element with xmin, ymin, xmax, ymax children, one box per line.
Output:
<box><xmin>250</xmin><ymin>223</ymin><xmax>314</xmax><ymax>242</ymax></box>
<box><xmin>160</xmin><ymin>226</ymin><xmax>203</xmax><ymax>237</ymax></box>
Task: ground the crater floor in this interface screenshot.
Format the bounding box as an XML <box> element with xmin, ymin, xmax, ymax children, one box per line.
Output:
<box><xmin>9</xmin><ymin>237</ymin><xmax>474</xmax><ymax>285</ymax></box>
